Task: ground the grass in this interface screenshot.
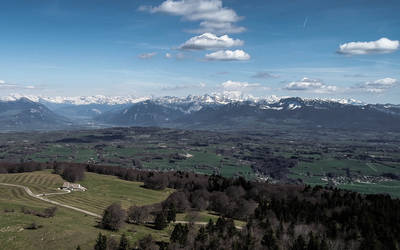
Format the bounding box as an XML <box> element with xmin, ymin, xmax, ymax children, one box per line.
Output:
<box><xmin>289</xmin><ymin>155</ymin><xmax>400</xmax><ymax>198</ymax></box>
<box><xmin>0</xmin><ymin>170</ymin><xmax>175</xmax><ymax>250</ymax></box>
<box><xmin>46</xmin><ymin>171</ymin><xmax>174</xmax><ymax>214</ymax></box>
<box><xmin>176</xmin><ymin>211</ymin><xmax>247</xmax><ymax>228</ymax></box>
<box><xmin>337</xmin><ymin>180</ymin><xmax>400</xmax><ymax>198</ymax></box>
<box><xmin>0</xmin><ymin>171</ymin><xmax>64</xmax><ymax>194</ymax></box>
<box><xmin>30</xmin><ymin>145</ymin><xmax>97</xmax><ymax>163</ymax></box>
<box><xmin>292</xmin><ymin>158</ymin><xmax>400</xmax><ymax>177</ymax></box>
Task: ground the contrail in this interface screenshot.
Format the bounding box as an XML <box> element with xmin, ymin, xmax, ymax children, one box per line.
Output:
<box><xmin>303</xmin><ymin>16</ymin><xmax>308</xmax><ymax>28</ymax></box>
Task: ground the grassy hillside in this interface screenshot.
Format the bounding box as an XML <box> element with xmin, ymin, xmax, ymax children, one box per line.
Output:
<box><xmin>0</xmin><ymin>171</ymin><xmax>64</xmax><ymax>194</ymax></box>
<box><xmin>49</xmin><ymin>171</ymin><xmax>174</xmax><ymax>214</ymax></box>
<box><xmin>0</xmin><ymin>170</ymin><xmax>174</xmax><ymax>250</ymax></box>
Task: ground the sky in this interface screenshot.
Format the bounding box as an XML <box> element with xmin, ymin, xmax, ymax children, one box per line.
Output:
<box><xmin>0</xmin><ymin>0</ymin><xmax>399</xmax><ymax>103</ymax></box>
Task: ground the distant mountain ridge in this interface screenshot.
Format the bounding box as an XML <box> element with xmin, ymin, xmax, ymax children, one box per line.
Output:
<box><xmin>0</xmin><ymin>93</ymin><xmax>365</xmax><ymax>106</ymax></box>
<box><xmin>0</xmin><ymin>94</ymin><xmax>399</xmax><ymax>131</ymax></box>
<box><xmin>94</xmin><ymin>95</ymin><xmax>400</xmax><ymax>131</ymax></box>
<box><xmin>0</xmin><ymin>98</ymin><xmax>71</xmax><ymax>131</ymax></box>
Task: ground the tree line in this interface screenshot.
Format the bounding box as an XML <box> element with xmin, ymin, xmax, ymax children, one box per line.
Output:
<box><xmin>2</xmin><ymin>161</ymin><xmax>399</xmax><ymax>249</ymax></box>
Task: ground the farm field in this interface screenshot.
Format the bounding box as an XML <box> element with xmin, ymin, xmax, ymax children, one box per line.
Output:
<box><xmin>49</xmin><ymin>171</ymin><xmax>174</xmax><ymax>214</ymax></box>
<box><xmin>0</xmin><ymin>127</ymin><xmax>400</xmax><ymax>198</ymax></box>
<box><xmin>0</xmin><ymin>170</ymin><xmax>174</xmax><ymax>250</ymax></box>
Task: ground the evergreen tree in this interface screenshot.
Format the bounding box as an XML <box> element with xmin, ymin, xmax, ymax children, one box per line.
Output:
<box><xmin>206</xmin><ymin>218</ymin><xmax>214</xmax><ymax>233</ymax></box>
<box><xmin>320</xmin><ymin>238</ymin><xmax>329</xmax><ymax>250</ymax></box>
<box><xmin>288</xmin><ymin>222</ymin><xmax>295</xmax><ymax>238</ymax></box>
<box><xmin>118</xmin><ymin>234</ymin><xmax>129</xmax><ymax>250</ymax></box>
<box><xmin>195</xmin><ymin>226</ymin><xmax>208</xmax><ymax>243</ymax></box>
<box><xmin>94</xmin><ymin>233</ymin><xmax>107</xmax><ymax>250</ymax></box>
<box><xmin>306</xmin><ymin>232</ymin><xmax>320</xmax><ymax>250</ymax></box>
<box><xmin>261</xmin><ymin>229</ymin><xmax>279</xmax><ymax>250</ymax></box>
<box><xmin>166</xmin><ymin>203</ymin><xmax>177</xmax><ymax>223</ymax></box>
<box><xmin>291</xmin><ymin>235</ymin><xmax>306</xmax><ymax>250</ymax></box>
<box><xmin>171</xmin><ymin>223</ymin><xmax>189</xmax><ymax>246</ymax></box>
<box><xmin>154</xmin><ymin>212</ymin><xmax>168</xmax><ymax>230</ymax></box>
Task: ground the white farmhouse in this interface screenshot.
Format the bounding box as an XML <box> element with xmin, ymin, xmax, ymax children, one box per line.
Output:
<box><xmin>61</xmin><ymin>182</ymin><xmax>87</xmax><ymax>191</ymax></box>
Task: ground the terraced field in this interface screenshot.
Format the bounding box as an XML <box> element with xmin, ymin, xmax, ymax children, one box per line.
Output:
<box><xmin>49</xmin><ymin>172</ymin><xmax>174</xmax><ymax>214</ymax></box>
<box><xmin>0</xmin><ymin>171</ymin><xmax>64</xmax><ymax>194</ymax></box>
<box><xmin>0</xmin><ymin>170</ymin><xmax>174</xmax><ymax>214</ymax></box>
<box><xmin>0</xmin><ymin>170</ymin><xmax>175</xmax><ymax>250</ymax></box>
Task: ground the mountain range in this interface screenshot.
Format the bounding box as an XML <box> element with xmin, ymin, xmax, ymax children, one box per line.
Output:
<box><xmin>0</xmin><ymin>94</ymin><xmax>399</xmax><ymax>131</ymax></box>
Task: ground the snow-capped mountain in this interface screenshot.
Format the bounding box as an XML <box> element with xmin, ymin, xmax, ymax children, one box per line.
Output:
<box><xmin>0</xmin><ymin>93</ymin><xmax>365</xmax><ymax>107</ymax></box>
<box><xmin>0</xmin><ymin>98</ymin><xmax>71</xmax><ymax>131</ymax></box>
<box><xmin>0</xmin><ymin>94</ymin><xmax>399</xmax><ymax>131</ymax></box>
<box><xmin>0</xmin><ymin>94</ymin><xmax>150</xmax><ymax>105</ymax></box>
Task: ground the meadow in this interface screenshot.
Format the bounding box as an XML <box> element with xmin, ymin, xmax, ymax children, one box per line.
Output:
<box><xmin>0</xmin><ymin>170</ymin><xmax>174</xmax><ymax>250</ymax></box>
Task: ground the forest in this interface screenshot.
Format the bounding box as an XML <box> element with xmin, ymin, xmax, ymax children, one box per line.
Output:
<box><xmin>2</xmin><ymin>160</ymin><xmax>398</xmax><ymax>250</ymax></box>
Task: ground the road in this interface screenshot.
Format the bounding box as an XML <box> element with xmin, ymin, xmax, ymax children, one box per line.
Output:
<box><xmin>0</xmin><ymin>183</ymin><xmax>102</xmax><ymax>218</ymax></box>
<box><xmin>0</xmin><ymin>183</ymin><xmax>243</xmax><ymax>229</ymax></box>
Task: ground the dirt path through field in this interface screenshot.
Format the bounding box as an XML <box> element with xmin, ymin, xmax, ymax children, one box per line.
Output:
<box><xmin>0</xmin><ymin>183</ymin><xmax>102</xmax><ymax>218</ymax></box>
<box><xmin>1</xmin><ymin>183</ymin><xmax>243</xmax><ymax>229</ymax></box>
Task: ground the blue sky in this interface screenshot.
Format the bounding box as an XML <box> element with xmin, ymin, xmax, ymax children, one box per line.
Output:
<box><xmin>0</xmin><ymin>0</ymin><xmax>399</xmax><ymax>103</ymax></box>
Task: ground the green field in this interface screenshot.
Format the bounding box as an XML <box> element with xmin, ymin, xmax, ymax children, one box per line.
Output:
<box><xmin>0</xmin><ymin>171</ymin><xmax>174</xmax><ymax>250</ymax></box>
<box><xmin>0</xmin><ymin>171</ymin><xmax>64</xmax><ymax>194</ymax></box>
<box><xmin>292</xmin><ymin>159</ymin><xmax>400</xmax><ymax>177</ymax></box>
<box><xmin>49</xmin><ymin>171</ymin><xmax>174</xmax><ymax>214</ymax></box>
<box><xmin>290</xmin><ymin>158</ymin><xmax>400</xmax><ymax>197</ymax></box>
<box><xmin>176</xmin><ymin>211</ymin><xmax>247</xmax><ymax>228</ymax></box>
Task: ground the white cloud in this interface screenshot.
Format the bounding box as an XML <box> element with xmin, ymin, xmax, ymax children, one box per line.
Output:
<box><xmin>205</xmin><ymin>49</ymin><xmax>250</xmax><ymax>61</ymax></box>
<box><xmin>140</xmin><ymin>0</ymin><xmax>245</xmax><ymax>34</ymax></box>
<box><xmin>358</xmin><ymin>77</ymin><xmax>398</xmax><ymax>93</ymax></box>
<box><xmin>285</xmin><ymin>78</ymin><xmax>338</xmax><ymax>93</ymax></box>
<box><xmin>163</xmin><ymin>52</ymin><xmax>186</xmax><ymax>60</ymax></box>
<box><xmin>221</xmin><ymin>80</ymin><xmax>261</xmax><ymax>91</ymax></box>
<box><xmin>161</xmin><ymin>82</ymin><xmax>206</xmax><ymax>91</ymax></box>
<box><xmin>338</xmin><ymin>38</ymin><xmax>399</xmax><ymax>55</ymax></box>
<box><xmin>180</xmin><ymin>33</ymin><xmax>243</xmax><ymax>50</ymax></box>
<box><xmin>189</xmin><ymin>21</ymin><xmax>246</xmax><ymax>34</ymax></box>
<box><xmin>139</xmin><ymin>52</ymin><xmax>157</xmax><ymax>59</ymax></box>
<box><xmin>0</xmin><ymin>80</ymin><xmax>37</xmax><ymax>90</ymax></box>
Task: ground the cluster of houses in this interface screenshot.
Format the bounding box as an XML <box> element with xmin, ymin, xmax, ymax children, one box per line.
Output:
<box><xmin>61</xmin><ymin>182</ymin><xmax>87</xmax><ymax>191</ymax></box>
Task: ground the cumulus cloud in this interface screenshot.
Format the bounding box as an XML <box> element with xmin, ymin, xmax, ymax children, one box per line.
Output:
<box><xmin>165</xmin><ymin>53</ymin><xmax>172</xmax><ymax>59</ymax></box>
<box><xmin>139</xmin><ymin>52</ymin><xmax>157</xmax><ymax>59</ymax></box>
<box><xmin>285</xmin><ymin>78</ymin><xmax>338</xmax><ymax>93</ymax></box>
<box><xmin>221</xmin><ymin>80</ymin><xmax>261</xmax><ymax>91</ymax></box>
<box><xmin>180</xmin><ymin>33</ymin><xmax>243</xmax><ymax>50</ymax></box>
<box><xmin>252</xmin><ymin>71</ymin><xmax>279</xmax><ymax>79</ymax></box>
<box><xmin>338</xmin><ymin>38</ymin><xmax>399</xmax><ymax>55</ymax></box>
<box><xmin>205</xmin><ymin>49</ymin><xmax>250</xmax><ymax>61</ymax></box>
<box><xmin>357</xmin><ymin>77</ymin><xmax>398</xmax><ymax>93</ymax></box>
<box><xmin>189</xmin><ymin>21</ymin><xmax>246</xmax><ymax>34</ymax></box>
<box><xmin>140</xmin><ymin>0</ymin><xmax>245</xmax><ymax>34</ymax></box>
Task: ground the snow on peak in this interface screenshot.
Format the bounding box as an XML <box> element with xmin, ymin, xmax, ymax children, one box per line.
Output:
<box><xmin>0</xmin><ymin>93</ymin><xmax>366</xmax><ymax>107</ymax></box>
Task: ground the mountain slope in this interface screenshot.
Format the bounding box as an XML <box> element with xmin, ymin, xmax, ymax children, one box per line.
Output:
<box><xmin>1</xmin><ymin>95</ymin><xmax>400</xmax><ymax>131</ymax></box>
<box><xmin>0</xmin><ymin>98</ymin><xmax>71</xmax><ymax>130</ymax></box>
<box><xmin>95</xmin><ymin>97</ymin><xmax>400</xmax><ymax>131</ymax></box>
